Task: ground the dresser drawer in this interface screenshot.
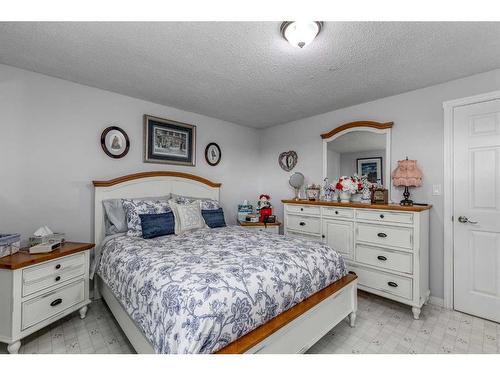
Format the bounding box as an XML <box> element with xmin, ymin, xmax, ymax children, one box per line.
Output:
<box><xmin>349</xmin><ymin>265</ymin><xmax>413</xmax><ymax>300</ymax></box>
<box><xmin>286</xmin><ymin>215</ymin><xmax>321</xmax><ymax>235</ymax></box>
<box><xmin>322</xmin><ymin>207</ymin><xmax>354</xmax><ymax>219</ymax></box>
<box><xmin>22</xmin><ymin>279</ymin><xmax>85</xmax><ymax>330</ymax></box>
<box><xmin>22</xmin><ymin>253</ymin><xmax>85</xmax><ymax>297</ymax></box>
<box><xmin>285</xmin><ymin>204</ymin><xmax>320</xmax><ymax>216</ymax></box>
<box><xmin>356</xmin><ymin>210</ymin><xmax>413</xmax><ymax>225</ymax></box>
<box><xmin>356</xmin><ymin>223</ymin><xmax>413</xmax><ymax>250</ymax></box>
<box><xmin>355</xmin><ymin>244</ymin><xmax>413</xmax><ymax>274</ymax></box>
<box><xmin>286</xmin><ymin>230</ymin><xmax>322</xmax><ymax>242</ymax></box>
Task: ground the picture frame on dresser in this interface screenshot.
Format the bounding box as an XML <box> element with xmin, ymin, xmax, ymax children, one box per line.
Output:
<box><xmin>282</xmin><ymin>200</ymin><xmax>431</xmax><ymax>319</ymax></box>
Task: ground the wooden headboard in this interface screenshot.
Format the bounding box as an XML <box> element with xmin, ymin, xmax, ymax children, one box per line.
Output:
<box><xmin>92</xmin><ymin>171</ymin><xmax>221</xmax><ymax>271</ymax></box>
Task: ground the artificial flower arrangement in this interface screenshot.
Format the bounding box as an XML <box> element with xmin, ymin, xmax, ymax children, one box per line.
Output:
<box><xmin>335</xmin><ymin>175</ymin><xmax>363</xmax><ymax>194</ymax></box>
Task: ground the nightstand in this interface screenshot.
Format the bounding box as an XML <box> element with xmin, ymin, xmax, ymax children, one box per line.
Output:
<box><xmin>238</xmin><ymin>220</ymin><xmax>281</xmax><ymax>234</ymax></box>
<box><xmin>0</xmin><ymin>242</ymin><xmax>93</xmax><ymax>354</ymax></box>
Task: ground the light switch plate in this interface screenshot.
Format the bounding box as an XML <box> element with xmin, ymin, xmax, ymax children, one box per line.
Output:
<box><xmin>432</xmin><ymin>184</ymin><xmax>442</xmax><ymax>196</ymax></box>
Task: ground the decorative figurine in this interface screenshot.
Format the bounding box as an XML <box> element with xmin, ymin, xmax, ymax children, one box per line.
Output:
<box><xmin>258</xmin><ymin>194</ymin><xmax>273</xmax><ymax>222</ymax></box>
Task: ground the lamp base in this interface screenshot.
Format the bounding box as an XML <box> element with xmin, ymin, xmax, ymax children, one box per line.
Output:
<box><xmin>400</xmin><ymin>186</ymin><xmax>414</xmax><ymax>206</ymax></box>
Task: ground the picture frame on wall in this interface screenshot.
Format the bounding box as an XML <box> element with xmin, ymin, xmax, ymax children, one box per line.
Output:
<box><xmin>357</xmin><ymin>157</ymin><xmax>383</xmax><ymax>184</ymax></box>
<box><xmin>101</xmin><ymin>126</ymin><xmax>130</xmax><ymax>159</ymax></box>
<box><xmin>143</xmin><ymin>115</ymin><xmax>196</xmax><ymax>166</ymax></box>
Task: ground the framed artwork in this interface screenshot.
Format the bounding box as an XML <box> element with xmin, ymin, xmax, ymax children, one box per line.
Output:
<box><xmin>205</xmin><ymin>142</ymin><xmax>221</xmax><ymax>166</ymax></box>
<box><xmin>101</xmin><ymin>126</ymin><xmax>130</xmax><ymax>159</ymax></box>
<box><xmin>357</xmin><ymin>157</ymin><xmax>383</xmax><ymax>184</ymax></box>
<box><xmin>143</xmin><ymin>115</ymin><xmax>196</xmax><ymax>166</ymax></box>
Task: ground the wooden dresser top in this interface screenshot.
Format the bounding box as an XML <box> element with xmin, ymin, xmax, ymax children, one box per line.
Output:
<box><xmin>281</xmin><ymin>199</ymin><xmax>432</xmax><ymax>212</ymax></box>
<box><xmin>0</xmin><ymin>241</ymin><xmax>94</xmax><ymax>270</ymax></box>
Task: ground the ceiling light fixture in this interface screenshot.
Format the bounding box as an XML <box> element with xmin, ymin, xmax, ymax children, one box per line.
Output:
<box><xmin>280</xmin><ymin>21</ymin><xmax>323</xmax><ymax>49</ymax></box>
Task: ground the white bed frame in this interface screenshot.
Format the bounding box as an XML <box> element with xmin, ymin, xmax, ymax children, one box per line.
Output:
<box><xmin>93</xmin><ymin>171</ymin><xmax>357</xmax><ymax>354</ymax></box>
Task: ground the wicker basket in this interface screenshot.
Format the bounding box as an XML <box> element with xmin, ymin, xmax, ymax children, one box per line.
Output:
<box><xmin>0</xmin><ymin>234</ymin><xmax>21</xmax><ymax>258</ymax></box>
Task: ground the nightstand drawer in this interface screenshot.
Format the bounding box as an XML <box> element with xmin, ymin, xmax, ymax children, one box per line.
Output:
<box><xmin>349</xmin><ymin>265</ymin><xmax>413</xmax><ymax>300</ymax></box>
<box><xmin>356</xmin><ymin>223</ymin><xmax>413</xmax><ymax>250</ymax></box>
<box><xmin>286</xmin><ymin>215</ymin><xmax>321</xmax><ymax>234</ymax></box>
<box><xmin>355</xmin><ymin>244</ymin><xmax>413</xmax><ymax>274</ymax></box>
<box><xmin>22</xmin><ymin>279</ymin><xmax>85</xmax><ymax>330</ymax></box>
<box><xmin>356</xmin><ymin>210</ymin><xmax>413</xmax><ymax>225</ymax></box>
<box><xmin>22</xmin><ymin>253</ymin><xmax>85</xmax><ymax>297</ymax></box>
<box><xmin>286</xmin><ymin>204</ymin><xmax>320</xmax><ymax>216</ymax></box>
<box><xmin>322</xmin><ymin>207</ymin><xmax>354</xmax><ymax>219</ymax></box>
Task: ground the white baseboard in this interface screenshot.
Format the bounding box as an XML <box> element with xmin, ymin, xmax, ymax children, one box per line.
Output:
<box><xmin>429</xmin><ymin>296</ymin><xmax>445</xmax><ymax>308</ymax></box>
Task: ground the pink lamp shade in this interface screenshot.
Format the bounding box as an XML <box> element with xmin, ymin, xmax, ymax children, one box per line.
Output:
<box><xmin>391</xmin><ymin>159</ymin><xmax>423</xmax><ymax>206</ymax></box>
<box><xmin>392</xmin><ymin>159</ymin><xmax>423</xmax><ymax>187</ymax></box>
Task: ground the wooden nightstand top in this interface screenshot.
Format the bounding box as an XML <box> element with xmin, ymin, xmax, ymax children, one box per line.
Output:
<box><xmin>0</xmin><ymin>241</ymin><xmax>94</xmax><ymax>270</ymax></box>
<box><xmin>238</xmin><ymin>220</ymin><xmax>281</xmax><ymax>227</ymax></box>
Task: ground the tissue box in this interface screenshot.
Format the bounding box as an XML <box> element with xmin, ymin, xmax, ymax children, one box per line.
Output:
<box><xmin>29</xmin><ymin>233</ymin><xmax>65</xmax><ymax>247</ymax></box>
<box><xmin>0</xmin><ymin>234</ymin><xmax>21</xmax><ymax>258</ymax></box>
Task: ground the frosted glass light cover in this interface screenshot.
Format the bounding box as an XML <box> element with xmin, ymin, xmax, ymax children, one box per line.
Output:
<box><xmin>283</xmin><ymin>21</ymin><xmax>321</xmax><ymax>48</ymax></box>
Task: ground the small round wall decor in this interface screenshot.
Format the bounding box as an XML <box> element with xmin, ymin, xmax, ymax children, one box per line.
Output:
<box><xmin>205</xmin><ymin>142</ymin><xmax>221</xmax><ymax>166</ymax></box>
<box><xmin>101</xmin><ymin>126</ymin><xmax>130</xmax><ymax>159</ymax></box>
<box><xmin>278</xmin><ymin>150</ymin><xmax>298</xmax><ymax>171</ymax></box>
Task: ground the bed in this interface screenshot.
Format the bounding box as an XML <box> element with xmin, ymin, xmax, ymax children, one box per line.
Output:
<box><xmin>92</xmin><ymin>171</ymin><xmax>357</xmax><ymax>354</ymax></box>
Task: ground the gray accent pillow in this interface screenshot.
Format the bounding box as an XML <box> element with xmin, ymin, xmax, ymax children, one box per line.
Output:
<box><xmin>102</xmin><ymin>194</ymin><xmax>171</xmax><ymax>235</ymax></box>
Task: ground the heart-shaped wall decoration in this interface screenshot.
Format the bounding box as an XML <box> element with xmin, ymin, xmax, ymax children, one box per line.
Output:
<box><xmin>278</xmin><ymin>151</ymin><xmax>298</xmax><ymax>172</ymax></box>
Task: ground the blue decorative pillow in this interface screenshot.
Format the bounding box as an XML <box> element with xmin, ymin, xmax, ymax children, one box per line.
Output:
<box><xmin>139</xmin><ymin>212</ymin><xmax>175</xmax><ymax>239</ymax></box>
<box><xmin>202</xmin><ymin>208</ymin><xmax>226</xmax><ymax>228</ymax></box>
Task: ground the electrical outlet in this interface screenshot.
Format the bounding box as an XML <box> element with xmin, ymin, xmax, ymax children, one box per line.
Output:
<box><xmin>432</xmin><ymin>184</ymin><xmax>442</xmax><ymax>196</ymax></box>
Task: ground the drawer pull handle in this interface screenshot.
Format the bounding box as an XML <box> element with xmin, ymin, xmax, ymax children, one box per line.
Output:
<box><xmin>55</xmin><ymin>276</ymin><xmax>61</xmax><ymax>282</ymax></box>
<box><xmin>380</xmin><ymin>214</ymin><xmax>385</xmax><ymax>219</ymax></box>
<box><xmin>50</xmin><ymin>298</ymin><xmax>62</xmax><ymax>307</ymax></box>
<box><xmin>299</xmin><ymin>222</ymin><xmax>306</xmax><ymax>226</ymax></box>
<box><xmin>55</xmin><ymin>264</ymin><xmax>61</xmax><ymax>270</ymax></box>
<box><xmin>300</xmin><ymin>208</ymin><xmax>304</xmax><ymax>211</ymax></box>
<box><xmin>377</xmin><ymin>255</ymin><xmax>387</xmax><ymax>261</ymax></box>
<box><xmin>377</xmin><ymin>232</ymin><xmax>387</xmax><ymax>238</ymax></box>
<box><xmin>335</xmin><ymin>210</ymin><xmax>339</xmax><ymax>214</ymax></box>
<box><xmin>387</xmin><ymin>281</ymin><xmax>398</xmax><ymax>288</ymax></box>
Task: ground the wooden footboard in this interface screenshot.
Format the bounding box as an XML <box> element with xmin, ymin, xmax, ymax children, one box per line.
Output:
<box><xmin>217</xmin><ymin>274</ymin><xmax>358</xmax><ymax>354</ymax></box>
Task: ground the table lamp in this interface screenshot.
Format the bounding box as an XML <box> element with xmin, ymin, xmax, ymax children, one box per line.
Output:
<box><xmin>391</xmin><ymin>158</ymin><xmax>423</xmax><ymax>206</ymax></box>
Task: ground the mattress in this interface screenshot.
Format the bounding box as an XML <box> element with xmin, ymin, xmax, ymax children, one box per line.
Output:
<box><xmin>97</xmin><ymin>226</ymin><xmax>347</xmax><ymax>353</ymax></box>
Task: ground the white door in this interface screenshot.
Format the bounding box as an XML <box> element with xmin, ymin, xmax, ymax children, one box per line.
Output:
<box><xmin>323</xmin><ymin>219</ymin><xmax>353</xmax><ymax>260</ymax></box>
<box><xmin>453</xmin><ymin>98</ymin><xmax>500</xmax><ymax>322</ymax></box>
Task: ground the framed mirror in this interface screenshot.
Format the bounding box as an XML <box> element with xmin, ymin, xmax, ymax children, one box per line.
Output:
<box><xmin>321</xmin><ymin>121</ymin><xmax>393</xmax><ymax>200</ymax></box>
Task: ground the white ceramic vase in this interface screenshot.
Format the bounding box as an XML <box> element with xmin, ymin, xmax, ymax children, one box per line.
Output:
<box><xmin>339</xmin><ymin>191</ymin><xmax>352</xmax><ymax>203</ymax></box>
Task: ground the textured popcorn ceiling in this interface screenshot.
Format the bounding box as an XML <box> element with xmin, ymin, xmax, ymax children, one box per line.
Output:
<box><xmin>1</xmin><ymin>22</ymin><xmax>500</xmax><ymax>128</ymax></box>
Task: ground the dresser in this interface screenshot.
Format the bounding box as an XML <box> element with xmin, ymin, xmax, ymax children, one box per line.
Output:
<box><xmin>0</xmin><ymin>242</ymin><xmax>93</xmax><ymax>354</ymax></box>
<box><xmin>282</xmin><ymin>200</ymin><xmax>431</xmax><ymax>319</ymax></box>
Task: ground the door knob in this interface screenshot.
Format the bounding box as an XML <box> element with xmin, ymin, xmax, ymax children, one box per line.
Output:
<box><xmin>458</xmin><ymin>216</ymin><xmax>479</xmax><ymax>224</ymax></box>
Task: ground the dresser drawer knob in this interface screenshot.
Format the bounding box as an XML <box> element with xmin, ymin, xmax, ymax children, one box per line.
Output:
<box><xmin>55</xmin><ymin>264</ymin><xmax>61</xmax><ymax>270</ymax></box>
<box><xmin>377</xmin><ymin>232</ymin><xmax>387</xmax><ymax>238</ymax></box>
<box><xmin>380</xmin><ymin>214</ymin><xmax>385</xmax><ymax>219</ymax></box>
<box><xmin>300</xmin><ymin>208</ymin><xmax>304</xmax><ymax>211</ymax></box>
<box><xmin>50</xmin><ymin>298</ymin><xmax>62</xmax><ymax>307</ymax></box>
<box><xmin>321</xmin><ymin>235</ymin><xmax>325</xmax><ymax>239</ymax></box>
<box><xmin>55</xmin><ymin>276</ymin><xmax>61</xmax><ymax>282</ymax></box>
<box><xmin>299</xmin><ymin>222</ymin><xmax>306</xmax><ymax>226</ymax></box>
<box><xmin>387</xmin><ymin>281</ymin><xmax>398</xmax><ymax>288</ymax></box>
<box><xmin>335</xmin><ymin>210</ymin><xmax>339</xmax><ymax>214</ymax></box>
<box><xmin>377</xmin><ymin>255</ymin><xmax>387</xmax><ymax>261</ymax></box>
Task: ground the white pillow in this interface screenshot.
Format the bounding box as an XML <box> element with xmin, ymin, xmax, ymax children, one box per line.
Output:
<box><xmin>169</xmin><ymin>199</ymin><xmax>207</xmax><ymax>234</ymax></box>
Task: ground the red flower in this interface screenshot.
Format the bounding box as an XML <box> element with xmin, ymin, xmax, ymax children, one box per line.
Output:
<box><xmin>336</xmin><ymin>182</ymin><xmax>343</xmax><ymax>190</ymax></box>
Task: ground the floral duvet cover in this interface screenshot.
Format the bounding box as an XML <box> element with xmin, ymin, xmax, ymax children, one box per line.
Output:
<box><xmin>97</xmin><ymin>226</ymin><xmax>347</xmax><ymax>353</ymax></box>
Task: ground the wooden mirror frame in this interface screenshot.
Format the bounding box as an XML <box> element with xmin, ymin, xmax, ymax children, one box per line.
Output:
<box><xmin>321</xmin><ymin>121</ymin><xmax>393</xmax><ymax>200</ymax></box>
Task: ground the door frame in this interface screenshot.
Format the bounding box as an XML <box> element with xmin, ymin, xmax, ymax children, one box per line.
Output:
<box><xmin>442</xmin><ymin>90</ymin><xmax>500</xmax><ymax>310</ymax></box>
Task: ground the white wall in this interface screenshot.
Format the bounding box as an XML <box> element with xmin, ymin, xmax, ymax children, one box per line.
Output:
<box><xmin>259</xmin><ymin>68</ymin><xmax>500</xmax><ymax>299</ymax></box>
<box><xmin>0</xmin><ymin>64</ymin><xmax>260</xmax><ymax>243</ymax></box>
<box><xmin>339</xmin><ymin>149</ymin><xmax>385</xmax><ymax>182</ymax></box>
